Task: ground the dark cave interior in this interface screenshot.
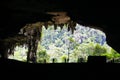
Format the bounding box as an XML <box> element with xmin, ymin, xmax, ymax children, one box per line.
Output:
<box><xmin>0</xmin><ymin>0</ymin><xmax>120</xmax><ymax>76</ymax></box>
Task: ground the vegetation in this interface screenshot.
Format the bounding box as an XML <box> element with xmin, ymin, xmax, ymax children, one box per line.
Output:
<box><xmin>9</xmin><ymin>24</ymin><xmax>120</xmax><ymax>63</ymax></box>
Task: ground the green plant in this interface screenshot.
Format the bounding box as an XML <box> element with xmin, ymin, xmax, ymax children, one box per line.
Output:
<box><xmin>37</xmin><ymin>50</ymin><xmax>50</xmax><ymax>63</ymax></box>
<box><xmin>60</xmin><ymin>55</ymin><xmax>67</xmax><ymax>62</ymax></box>
<box><xmin>93</xmin><ymin>44</ymin><xmax>107</xmax><ymax>56</ymax></box>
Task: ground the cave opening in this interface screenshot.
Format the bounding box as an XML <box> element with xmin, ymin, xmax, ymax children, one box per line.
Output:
<box><xmin>8</xmin><ymin>22</ymin><xmax>120</xmax><ymax>63</ymax></box>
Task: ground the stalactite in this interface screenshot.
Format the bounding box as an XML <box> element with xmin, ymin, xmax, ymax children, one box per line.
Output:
<box><xmin>59</xmin><ymin>24</ymin><xmax>64</xmax><ymax>30</ymax></box>
<box><xmin>71</xmin><ymin>28</ymin><xmax>74</xmax><ymax>34</ymax></box>
<box><xmin>67</xmin><ymin>22</ymin><xmax>70</xmax><ymax>31</ymax></box>
<box><xmin>44</xmin><ymin>22</ymin><xmax>48</xmax><ymax>29</ymax></box>
<box><xmin>73</xmin><ymin>22</ymin><xmax>77</xmax><ymax>29</ymax></box>
<box><xmin>54</xmin><ymin>24</ymin><xmax>57</xmax><ymax>30</ymax></box>
<box><xmin>67</xmin><ymin>21</ymin><xmax>76</xmax><ymax>34</ymax></box>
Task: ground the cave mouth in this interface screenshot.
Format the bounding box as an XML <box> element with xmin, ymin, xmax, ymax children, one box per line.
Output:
<box><xmin>8</xmin><ymin>23</ymin><xmax>120</xmax><ymax>63</ymax></box>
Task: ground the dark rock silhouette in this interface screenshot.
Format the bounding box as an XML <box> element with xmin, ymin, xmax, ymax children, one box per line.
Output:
<box><xmin>0</xmin><ymin>0</ymin><xmax>120</xmax><ymax>53</ymax></box>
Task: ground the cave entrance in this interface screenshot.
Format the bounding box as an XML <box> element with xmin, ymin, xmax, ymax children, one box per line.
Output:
<box><xmin>8</xmin><ymin>22</ymin><xmax>120</xmax><ymax>63</ymax></box>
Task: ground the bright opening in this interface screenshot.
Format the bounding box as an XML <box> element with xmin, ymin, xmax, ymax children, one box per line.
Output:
<box><xmin>8</xmin><ymin>23</ymin><xmax>120</xmax><ymax>63</ymax></box>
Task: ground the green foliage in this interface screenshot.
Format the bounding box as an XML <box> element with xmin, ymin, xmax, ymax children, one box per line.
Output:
<box><xmin>111</xmin><ymin>48</ymin><xmax>119</xmax><ymax>54</ymax></box>
<box><xmin>68</xmin><ymin>37</ymin><xmax>75</xmax><ymax>43</ymax></box>
<box><xmin>60</xmin><ymin>55</ymin><xmax>67</xmax><ymax>62</ymax></box>
<box><xmin>101</xmin><ymin>53</ymin><xmax>115</xmax><ymax>60</ymax></box>
<box><xmin>93</xmin><ymin>44</ymin><xmax>107</xmax><ymax>56</ymax></box>
<box><xmin>37</xmin><ymin>50</ymin><xmax>50</xmax><ymax>63</ymax></box>
<box><xmin>8</xmin><ymin>45</ymin><xmax>27</xmax><ymax>61</ymax></box>
<box><xmin>101</xmin><ymin>48</ymin><xmax>120</xmax><ymax>62</ymax></box>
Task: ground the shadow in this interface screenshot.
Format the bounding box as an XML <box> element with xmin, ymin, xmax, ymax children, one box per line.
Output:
<box><xmin>0</xmin><ymin>57</ymin><xmax>120</xmax><ymax>79</ymax></box>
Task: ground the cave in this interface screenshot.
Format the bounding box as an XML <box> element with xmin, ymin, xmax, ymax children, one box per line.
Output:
<box><xmin>0</xmin><ymin>0</ymin><xmax>120</xmax><ymax>77</ymax></box>
<box><xmin>8</xmin><ymin>23</ymin><xmax>118</xmax><ymax>63</ymax></box>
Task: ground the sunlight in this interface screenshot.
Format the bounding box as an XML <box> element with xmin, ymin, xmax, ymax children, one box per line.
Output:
<box><xmin>9</xmin><ymin>23</ymin><xmax>120</xmax><ymax>63</ymax></box>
